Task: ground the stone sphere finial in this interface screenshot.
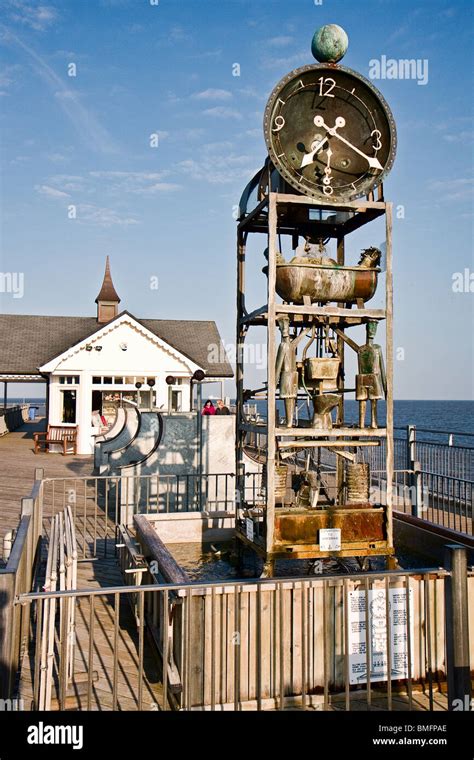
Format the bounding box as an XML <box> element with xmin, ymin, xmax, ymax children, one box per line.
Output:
<box><xmin>311</xmin><ymin>24</ymin><xmax>349</xmax><ymax>63</ymax></box>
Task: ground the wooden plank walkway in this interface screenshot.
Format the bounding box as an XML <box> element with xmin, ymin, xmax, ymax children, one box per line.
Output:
<box><xmin>18</xmin><ymin>552</ymin><xmax>165</xmax><ymax>711</ymax></box>
<box><xmin>0</xmin><ymin>418</ymin><xmax>92</xmax><ymax>541</ymax></box>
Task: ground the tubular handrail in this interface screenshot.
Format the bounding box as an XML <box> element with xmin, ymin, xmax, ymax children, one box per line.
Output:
<box><xmin>16</xmin><ymin>565</ymin><xmax>451</xmax><ymax>603</ymax></box>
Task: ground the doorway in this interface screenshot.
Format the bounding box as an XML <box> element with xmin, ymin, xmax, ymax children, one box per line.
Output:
<box><xmin>61</xmin><ymin>390</ymin><xmax>76</xmax><ymax>423</ymax></box>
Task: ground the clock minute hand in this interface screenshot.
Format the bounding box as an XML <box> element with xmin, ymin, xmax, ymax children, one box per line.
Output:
<box><xmin>317</xmin><ymin>116</ymin><xmax>384</xmax><ymax>171</ymax></box>
<box><xmin>329</xmin><ymin>128</ymin><xmax>383</xmax><ymax>170</ymax></box>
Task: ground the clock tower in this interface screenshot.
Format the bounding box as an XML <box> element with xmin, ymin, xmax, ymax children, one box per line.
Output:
<box><xmin>235</xmin><ymin>25</ymin><xmax>398</xmax><ymax>576</ymax></box>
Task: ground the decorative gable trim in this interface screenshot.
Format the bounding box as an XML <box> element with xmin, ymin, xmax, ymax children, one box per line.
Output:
<box><xmin>39</xmin><ymin>313</ymin><xmax>203</xmax><ymax>374</ymax></box>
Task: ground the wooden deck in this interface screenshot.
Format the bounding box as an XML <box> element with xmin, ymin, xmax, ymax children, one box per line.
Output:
<box><xmin>0</xmin><ymin>418</ymin><xmax>92</xmax><ymax>541</ymax></box>
<box><xmin>18</xmin><ymin>551</ymin><xmax>165</xmax><ymax>711</ymax></box>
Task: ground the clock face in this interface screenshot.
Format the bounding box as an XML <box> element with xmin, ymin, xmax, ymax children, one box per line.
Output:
<box><xmin>263</xmin><ymin>64</ymin><xmax>397</xmax><ymax>202</ymax></box>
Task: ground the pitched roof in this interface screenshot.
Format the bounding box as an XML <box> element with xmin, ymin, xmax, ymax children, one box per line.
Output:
<box><xmin>95</xmin><ymin>256</ymin><xmax>120</xmax><ymax>304</ymax></box>
<box><xmin>0</xmin><ymin>312</ymin><xmax>233</xmax><ymax>378</ymax></box>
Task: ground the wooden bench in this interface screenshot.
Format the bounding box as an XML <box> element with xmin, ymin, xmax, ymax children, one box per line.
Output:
<box><xmin>34</xmin><ymin>425</ymin><xmax>78</xmax><ymax>455</ymax></box>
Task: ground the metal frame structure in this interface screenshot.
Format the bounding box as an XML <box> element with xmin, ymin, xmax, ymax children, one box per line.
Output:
<box><xmin>235</xmin><ymin>185</ymin><xmax>395</xmax><ymax>571</ymax></box>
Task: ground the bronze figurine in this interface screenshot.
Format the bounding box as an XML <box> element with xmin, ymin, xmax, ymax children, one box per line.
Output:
<box><xmin>275</xmin><ymin>317</ymin><xmax>307</xmax><ymax>428</ymax></box>
<box><xmin>356</xmin><ymin>320</ymin><xmax>386</xmax><ymax>428</ymax></box>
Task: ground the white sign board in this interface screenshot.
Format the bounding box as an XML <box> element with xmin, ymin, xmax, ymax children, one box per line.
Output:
<box><xmin>348</xmin><ymin>587</ymin><xmax>414</xmax><ymax>685</ymax></box>
<box><xmin>245</xmin><ymin>518</ymin><xmax>254</xmax><ymax>542</ymax></box>
<box><xmin>319</xmin><ymin>528</ymin><xmax>341</xmax><ymax>551</ymax></box>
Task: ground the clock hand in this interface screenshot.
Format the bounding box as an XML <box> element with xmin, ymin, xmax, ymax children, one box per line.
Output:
<box><xmin>323</xmin><ymin>148</ymin><xmax>333</xmax><ymax>184</ymax></box>
<box><xmin>322</xmin><ymin>147</ymin><xmax>334</xmax><ymax>195</ymax></box>
<box><xmin>316</xmin><ymin>116</ymin><xmax>384</xmax><ymax>171</ymax></box>
<box><xmin>300</xmin><ymin>134</ymin><xmax>328</xmax><ymax>169</ymax></box>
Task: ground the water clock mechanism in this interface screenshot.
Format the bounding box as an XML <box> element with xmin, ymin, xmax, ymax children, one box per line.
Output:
<box><xmin>234</xmin><ymin>24</ymin><xmax>398</xmax><ymax>577</ymax></box>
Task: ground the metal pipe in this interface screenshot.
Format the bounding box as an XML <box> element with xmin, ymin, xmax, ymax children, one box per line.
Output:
<box><xmin>444</xmin><ymin>545</ymin><xmax>471</xmax><ymax>710</ymax></box>
<box><xmin>364</xmin><ymin>576</ymin><xmax>371</xmax><ymax>709</ymax></box>
<box><xmin>384</xmin><ymin>576</ymin><xmax>392</xmax><ymax>710</ymax></box>
<box><xmin>279</xmin><ymin>582</ymin><xmax>284</xmax><ymax>710</ymax></box>
<box><xmin>405</xmin><ymin>574</ymin><xmax>413</xmax><ymax>710</ymax></box>
<box><xmin>33</xmin><ymin>599</ymin><xmax>43</xmax><ymax>709</ymax></box>
<box><xmin>301</xmin><ymin>583</ymin><xmax>307</xmax><ymax>710</ymax></box>
<box><xmin>18</xmin><ymin>566</ymin><xmax>451</xmax><ymax>603</ymax></box>
<box><xmin>234</xmin><ymin>585</ymin><xmax>240</xmax><ymax>710</ymax></box>
<box><xmin>256</xmin><ymin>584</ymin><xmax>262</xmax><ymax>711</ymax></box>
<box><xmin>138</xmin><ymin>590</ymin><xmax>144</xmax><ymax>710</ymax></box>
<box><xmin>211</xmin><ymin>586</ymin><xmax>216</xmax><ymax>711</ymax></box>
<box><xmin>423</xmin><ymin>573</ymin><xmax>434</xmax><ymax>711</ymax></box>
<box><xmin>343</xmin><ymin>578</ymin><xmax>350</xmax><ymax>711</ymax></box>
<box><xmin>323</xmin><ymin>580</ymin><xmax>329</xmax><ymax>710</ymax></box>
<box><xmin>87</xmin><ymin>596</ymin><xmax>95</xmax><ymax>710</ymax></box>
<box><xmin>162</xmin><ymin>589</ymin><xmax>169</xmax><ymax>711</ymax></box>
<box><xmin>112</xmin><ymin>592</ymin><xmax>119</xmax><ymax>710</ymax></box>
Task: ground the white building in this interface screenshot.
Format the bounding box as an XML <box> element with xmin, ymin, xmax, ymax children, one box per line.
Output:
<box><xmin>0</xmin><ymin>258</ymin><xmax>233</xmax><ymax>454</ymax></box>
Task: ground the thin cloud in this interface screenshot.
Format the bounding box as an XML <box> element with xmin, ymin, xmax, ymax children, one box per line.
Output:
<box><xmin>203</xmin><ymin>106</ymin><xmax>242</xmax><ymax>120</ymax></box>
<box><xmin>177</xmin><ymin>143</ymin><xmax>257</xmax><ymax>185</ymax></box>
<box><xmin>444</xmin><ymin>131</ymin><xmax>474</xmax><ymax>144</ymax></box>
<box><xmin>89</xmin><ymin>171</ymin><xmax>169</xmax><ymax>180</ymax></box>
<box><xmin>6</xmin><ymin>0</ymin><xmax>58</xmax><ymax>31</ymax></box>
<box><xmin>46</xmin><ymin>151</ymin><xmax>72</xmax><ymax>163</ymax></box>
<box><xmin>429</xmin><ymin>177</ymin><xmax>473</xmax><ymax>202</ymax></box>
<box><xmin>238</xmin><ymin>86</ymin><xmax>265</xmax><ymax>100</ymax></box>
<box><xmin>138</xmin><ymin>182</ymin><xmax>181</xmax><ymax>194</ymax></box>
<box><xmin>260</xmin><ymin>51</ymin><xmax>308</xmax><ymax>70</ymax></box>
<box><xmin>0</xmin><ymin>63</ymin><xmax>22</xmax><ymax>90</ymax></box>
<box><xmin>35</xmin><ymin>184</ymin><xmax>70</xmax><ymax>198</ymax></box>
<box><xmin>76</xmin><ymin>203</ymin><xmax>140</xmax><ymax>227</ymax></box>
<box><xmin>3</xmin><ymin>28</ymin><xmax>119</xmax><ymax>154</ymax></box>
<box><xmin>192</xmin><ymin>88</ymin><xmax>233</xmax><ymax>101</ymax></box>
<box><xmin>43</xmin><ymin>170</ymin><xmax>181</xmax><ymax>197</ymax></box>
<box><xmin>267</xmin><ymin>35</ymin><xmax>294</xmax><ymax>47</ymax></box>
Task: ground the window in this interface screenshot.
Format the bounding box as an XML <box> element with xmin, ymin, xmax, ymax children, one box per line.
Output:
<box><xmin>169</xmin><ymin>388</ymin><xmax>182</xmax><ymax>412</ymax></box>
<box><xmin>59</xmin><ymin>376</ymin><xmax>79</xmax><ymax>385</ymax></box>
<box><xmin>91</xmin><ymin>376</ymin><xmax>146</xmax><ymax>386</ymax></box>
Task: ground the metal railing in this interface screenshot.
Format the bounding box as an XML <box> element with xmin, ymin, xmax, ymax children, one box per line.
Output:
<box><xmin>245</xmin><ymin>424</ymin><xmax>474</xmax><ymax>536</ymax></box>
<box><xmin>0</xmin><ymin>478</ymin><xmax>43</xmax><ymax>698</ymax></box>
<box><xmin>40</xmin><ymin>472</ymin><xmax>263</xmax><ymax>560</ymax></box>
<box><xmin>0</xmin><ymin>405</ymin><xmax>29</xmax><ymax>436</ymax></box>
<box><xmin>15</xmin><ymin>551</ymin><xmax>472</xmax><ymax>711</ymax></box>
<box><xmin>2</xmin><ymin>463</ymin><xmax>473</xmax><ymax>709</ymax></box>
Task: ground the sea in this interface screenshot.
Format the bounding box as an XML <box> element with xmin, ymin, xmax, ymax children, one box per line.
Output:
<box><xmin>246</xmin><ymin>399</ymin><xmax>474</xmax><ymax>446</ymax></box>
<box><xmin>9</xmin><ymin>397</ymin><xmax>473</xmax><ymax>445</ymax></box>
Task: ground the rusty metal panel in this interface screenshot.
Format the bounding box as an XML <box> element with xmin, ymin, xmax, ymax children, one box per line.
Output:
<box><xmin>274</xmin><ymin>508</ymin><xmax>385</xmax><ymax>545</ymax></box>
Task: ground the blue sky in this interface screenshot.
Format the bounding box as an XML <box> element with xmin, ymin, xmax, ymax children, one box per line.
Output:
<box><xmin>0</xmin><ymin>0</ymin><xmax>472</xmax><ymax>399</ymax></box>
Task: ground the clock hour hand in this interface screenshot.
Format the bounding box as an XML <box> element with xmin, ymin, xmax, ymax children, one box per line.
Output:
<box><xmin>300</xmin><ymin>134</ymin><xmax>328</xmax><ymax>168</ymax></box>
<box><xmin>316</xmin><ymin>115</ymin><xmax>384</xmax><ymax>171</ymax></box>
